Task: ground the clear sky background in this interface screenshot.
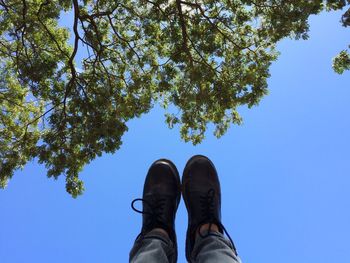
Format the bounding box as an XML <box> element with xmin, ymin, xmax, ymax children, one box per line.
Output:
<box><xmin>1</xmin><ymin>10</ymin><xmax>349</xmax><ymax>263</ymax></box>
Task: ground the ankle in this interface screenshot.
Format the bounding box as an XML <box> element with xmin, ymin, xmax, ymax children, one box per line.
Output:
<box><xmin>196</xmin><ymin>223</ymin><xmax>219</xmax><ymax>239</ymax></box>
<box><xmin>150</xmin><ymin>227</ymin><xmax>170</xmax><ymax>239</ymax></box>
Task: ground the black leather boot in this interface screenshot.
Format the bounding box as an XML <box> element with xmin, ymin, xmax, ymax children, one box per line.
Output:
<box><xmin>182</xmin><ymin>155</ymin><xmax>237</xmax><ymax>261</ymax></box>
<box><xmin>131</xmin><ymin>159</ymin><xmax>181</xmax><ymax>258</ymax></box>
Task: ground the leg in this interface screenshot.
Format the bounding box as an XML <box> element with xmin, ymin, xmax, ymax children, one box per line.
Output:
<box><xmin>129</xmin><ymin>229</ymin><xmax>176</xmax><ymax>263</ymax></box>
<box><xmin>129</xmin><ymin>159</ymin><xmax>181</xmax><ymax>263</ymax></box>
<box><xmin>191</xmin><ymin>226</ymin><xmax>241</xmax><ymax>263</ymax></box>
<box><xmin>182</xmin><ymin>155</ymin><xmax>242</xmax><ymax>263</ymax></box>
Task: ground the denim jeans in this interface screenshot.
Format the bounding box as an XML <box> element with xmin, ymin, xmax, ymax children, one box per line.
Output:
<box><xmin>129</xmin><ymin>229</ymin><xmax>242</xmax><ymax>263</ymax></box>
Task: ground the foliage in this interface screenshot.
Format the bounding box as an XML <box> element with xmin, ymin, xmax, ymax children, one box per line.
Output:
<box><xmin>0</xmin><ymin>0</ymin><xmax>349</xmax><ymax>196</ymax></box>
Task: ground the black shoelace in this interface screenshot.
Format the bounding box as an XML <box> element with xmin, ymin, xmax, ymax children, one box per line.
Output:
<box><xmin>131</xmin><ymin>196</ymin><xmax>167</xmax><ymax>233</ymax></box>
<box><xmin>198</xmin><ymin>188</ymin><xmax>238</xmax><ymax>255</ymax></box>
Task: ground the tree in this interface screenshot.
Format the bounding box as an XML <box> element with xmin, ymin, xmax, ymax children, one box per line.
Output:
<box><xmin>0</xmin><ymin>0</ymin><xmax>349</xmax><ymax>197</ymax></box>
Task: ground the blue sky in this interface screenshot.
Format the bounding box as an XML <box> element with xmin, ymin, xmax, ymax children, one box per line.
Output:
<box><xmin>1</xmin><ymin>10</ymin><xmax>349</xmax><ymax>263</ymax></box>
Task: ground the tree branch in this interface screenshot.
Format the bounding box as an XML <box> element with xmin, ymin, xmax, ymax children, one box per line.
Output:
<box><xmin>176</xmin><ymin>0</ymin><xmax>193</xmax><ymax>66</ymax></box>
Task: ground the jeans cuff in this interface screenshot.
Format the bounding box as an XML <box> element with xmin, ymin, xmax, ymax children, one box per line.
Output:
<box><xmin>192</xmin><ymin>230</ymin><xmax>237</xmax><ymax>258</ymax></box>
<box><xmin>139</xmin><ymin>229</ymin><xmax>173</xmax><ymax>246</ymax></box>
